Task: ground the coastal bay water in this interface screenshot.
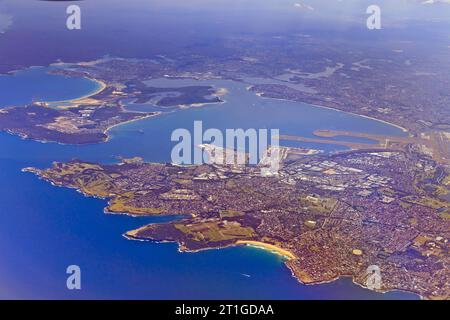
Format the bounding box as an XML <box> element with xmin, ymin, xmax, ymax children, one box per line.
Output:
<box><xmin>0</xmin><ymin>67</ymin><xmax>418</xmax><ymax>299</ymax></box>
<box><xmin>0</xmin><ymin>67</ymin><xmax>102</xmax><ymax>108</ymax></box>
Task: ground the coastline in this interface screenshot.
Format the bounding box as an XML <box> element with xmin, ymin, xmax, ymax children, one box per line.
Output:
<box><xmin>251</xmin><ymin>88</ymin><xmax>409</xmax><ymax>134</ymax></box>
<box><xmin>43</xmin><ymin>78</ymin><xmax>107</xmax><ymax>106</ymax></box>
<box><xmin>103</xmin><ymin>111</ymin><xmax>162</xmax><ymax>143</ymax></box>
<box><xmin>71</xmin><ymin>78</ymin><xmax>107</xmax><ymax>102</ymax></box>
<box><xmin>123</xmin><ymin>232</ymin><xmax>423</xmax><ymax>299</ymax></box>
<box><xmin>234</xmin><ymin>240</ymin><xmax>296</xmax><ymax>260</ymax></box>
<box><xmin>285</xmin><ymin>260</ymin><xmax>423</xmax><ymax>300</ymax></box>
<box><xmin>2</xmin><ymin>109</ymin><xmax>158</xmax><ymax>147</ymax></box>
<box><xmin>24</xmin><ymin>158</ymin><xmax>426</xmax><ymax>300</ymax></box>
<box><xmin>1</xmin><ymin>64</ymin><xmax>108</xmax><ymax>106</ymax></box>
<box><xmin>124</xmin><ymin>232</ymin><xmax>297</xmax><ymax>261</ymax></box>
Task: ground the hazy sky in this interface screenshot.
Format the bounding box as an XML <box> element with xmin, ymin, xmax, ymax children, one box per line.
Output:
<box><xmin>0</xmin><ymin>0</ymin><xmax>448</xmax><ymax>73</ymax></box>
<box><xmin>0</xmin><ymin>8</ymin><xmax>11</xmax><ymax>34</ymax></box>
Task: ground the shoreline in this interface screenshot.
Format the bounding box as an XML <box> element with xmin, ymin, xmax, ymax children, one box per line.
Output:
<box><xmin>1</xmin><ymin>64</ymin><xmax>108</xmax><ymax>106</ymax></box>
<box><xmin>102</xmin><ymin>111</ymin><xmax>162</xmax><ymax>143</ymax></box>
<box><xmin>251</xmin><ymin>88</ymin><xmax>409</xmax><ymax>135</ymax></box>
<box><xmin>235</xmin><ymin>240</ymin><xmax>296</xmax><ymax>260</ymax></box>
<box><xmin>124</xmin><ymin>232</ymin><xmax>423</xmax><ymax>299</ymax></box>
<box><xmin>124</xmin><ymin>233</ymin><xmax>297</xmax><ymax>261</ymax></box>
<box><xmin>285</xmin><ymin>261</ymin><xmax>423</xmax><ymax>300</ymax></box>
<box><xmin>43</xmin><ymin>78</ymin><xmax>107</xmax><ymax>106</ymax></box>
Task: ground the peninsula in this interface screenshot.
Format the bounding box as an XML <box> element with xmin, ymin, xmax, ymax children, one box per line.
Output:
<box><xmin>25</xmin><ymin>142</ymin><xmax>450</xmax><ymax>299</ymax></box>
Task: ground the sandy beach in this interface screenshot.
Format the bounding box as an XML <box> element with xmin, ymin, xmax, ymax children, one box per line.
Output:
<box><xmin>236</xmin><ymin>240</ymin><xmax>296</xmax><ymax>260</ymax></box>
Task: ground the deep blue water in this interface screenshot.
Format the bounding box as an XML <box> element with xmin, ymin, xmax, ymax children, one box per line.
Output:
<box><xmin>0</xmin><ymin>67</ymin><xmax>418</xmax><ymax>299</ymax></box>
